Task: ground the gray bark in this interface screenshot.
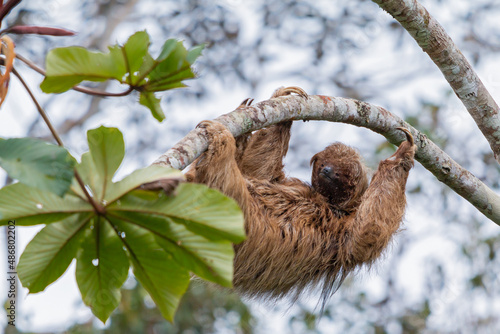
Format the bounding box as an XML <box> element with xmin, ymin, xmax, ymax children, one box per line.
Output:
<box><xmin>372</xmin><ymin>0</ymin><xmax>500</xmax><ymax>163</ymax></box>
<box><xmin>154</xmin><ymin>94</ymin><xmax>500</xmax><ymax>226</ymax></box>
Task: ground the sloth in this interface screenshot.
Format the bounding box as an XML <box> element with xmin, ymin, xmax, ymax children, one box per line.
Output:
<box><xmin>186</xmin><ymin>87</ymin><xmax>417</xmax><ymax>306</ymax></box>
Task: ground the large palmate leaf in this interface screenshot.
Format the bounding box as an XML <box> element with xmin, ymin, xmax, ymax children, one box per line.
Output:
<box><xmin>0</xmin><ymin>137</ymin><xmax>76</xmax><ymax>196</ymax></box>
<box><xmin>0</xmin><ymin>126</ymin><xmax>244</xmax><ymax>323</ymax></box>
<box><xmin>76</xmin><ymin>217</ymin><xmax>129</xmax><ymax>322</ymax></box>
<box><xmin>110</xmin><ymin>220</ymin><xmax>190</xmax><ymax>321</ymax></box>
<box><xmin>18</xmin><ymin>214</ymin><xmax>91</xmax><ymax>293</ymax></box>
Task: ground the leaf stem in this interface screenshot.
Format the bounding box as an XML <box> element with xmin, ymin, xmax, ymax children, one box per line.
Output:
<box><xmin>11</xmin><ymin>66</ymin><xmax>106</xmax><ymax>215</ymax></box>
<box><xmin>15</xmin><ymin>53</ymin><xmax>134</xmax><ymax>97</ymax></box>
<box><xmin>11</xmin><ymin>67</ymin><xmax>63</xmax><ymax>145</ymax></box>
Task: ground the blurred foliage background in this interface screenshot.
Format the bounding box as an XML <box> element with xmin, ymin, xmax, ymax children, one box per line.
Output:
<box><xmin>2</xmin><ymin>0</ymin><xmax>500</xmax><ymax>333</ymax></box>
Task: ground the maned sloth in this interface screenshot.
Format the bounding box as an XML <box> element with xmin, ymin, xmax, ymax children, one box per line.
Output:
<box><xmin>186</xmin><ymin>87</ymin><xmax>417</xmax><ymax>306</ymax></box>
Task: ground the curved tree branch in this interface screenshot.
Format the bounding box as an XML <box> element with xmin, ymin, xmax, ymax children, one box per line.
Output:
<box><xmin>371</xmin><ymin>0</ymin><xmax>500</xmax><ymax>163</ymax></box>
<box><xmin>154</xmin><ymin>94</ymin><xmax>500</xmax><ymax>225</ymax></box>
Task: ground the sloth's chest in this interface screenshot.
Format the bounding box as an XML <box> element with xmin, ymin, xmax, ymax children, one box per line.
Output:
<box><xmin>248</xmin><ymin>182</ymin><xmax>339</xmax><ymax>229</ymax></box>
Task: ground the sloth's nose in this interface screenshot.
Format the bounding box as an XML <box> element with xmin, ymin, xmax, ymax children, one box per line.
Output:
<box><xmin>322</xmin><ymin>166</ymin><xmax>332</xmax><ymax>175</ymax></box>
<box><xmin>321</xmin><ymin>166</ymin><xmax>337</xmax><ymax>180</ymax></box>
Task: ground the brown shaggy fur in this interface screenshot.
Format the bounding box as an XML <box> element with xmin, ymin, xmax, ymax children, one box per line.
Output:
<box><xmin>187</xmin><ymin>87</ymin><xmax>416</xmax><ymax>307</ymax></box>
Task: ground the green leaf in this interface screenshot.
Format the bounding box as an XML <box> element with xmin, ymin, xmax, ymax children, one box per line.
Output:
<box><xmin>145</xmin><ymin>69</ymin><xmax>191</xmax><ymax>92</ymax></box>
<box><xmin>18</xmin><ymin>214</ymin><xmax>91</xmax><ymax>293</ymax></box>
<box><xmin>108</xmin><ymin>183</ymin><xmax>245</xmax><ymax>243</ymax></box>
<box><xmin>0</xmin><ymin>183</ymin><xmax>92</xmax><ymax>226</ymax></box>
<box><xmin>122</xmin><ymin>31</ymin><xmax>150</xmax><ymax>85</ymax></box>
<box><xmin>104</xmin><ymin>164</ymin><xmax>182</xmax><ymax>203</ymax></box>
<box><xmin>157</xmin><ymin>39</ymin><xmax>180</xmax><ymax>62</ymax></box>
<box><xmin>155</xmin><ymin>222</ymin><xmax>233</xmax><ymax>287</ymax></box>
<box><xmin>0</xmin><ymin>138</ymin><xmax>76</xmax><ymax>197</ymax></box>
<box><xmin>138</xmin><ymin>39</ymin><xmax>200</xmax><ymax>93</ymax></box>
<box><xmin>76</xmin><ymin>217</ymin><xmax>129</xmax><ymax>322</ymax></box>
<box><xmin>139</xmin><ymin>92</ymin><xmax>165</xmax><ymax>122</ymax></box>
<box><xmin>110</xmin><ymin>219</ymin><xmax>190</xmax><ymax>321</ymax></box>
<box><xmin>71</xmin><ymin>152</ymin><xmax>97</xmax><ymax>200</ymax></box>
<box><xmin>109</xmin><ymin>211</ymin><xmax>234</xmax><ymax>287</ymax></box>
<box><xmin>136</xmin><ymin>52</ymin><xmax>155</xmax><ymax>83</ymax></box>
<box><xmin>87</xmin><ymin>126</ymin><xmax>125</xmax><ymax>200</ymax></box>
<box><xmin>40</xmin><ymin>32</ymin><xmax>202</xmax><ymax>96</ymax></box>
<box><xmin>148</xmin><ymin>41</ymin><xmax>191</xmax><ymax>86</ymax></box>
<box><xmin>151</xmin><ymin>183</ymin><xmax>245</xmax><ymax>243</ymax></box>
<box><xmin>187</xmin><ymin>44</ymin><xmax>204</xmax><ymax>64</ymax></box>
<box><xmin>40</xmin><ymin>46</ymin><xmax>127</xmax><ymax>93</ymax></box>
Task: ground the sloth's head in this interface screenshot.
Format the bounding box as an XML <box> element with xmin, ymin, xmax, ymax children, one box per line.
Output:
<box><xmin>310</xmin><ymin>143</ymin><xmax>369</xmax><ymax>212</ymax></box>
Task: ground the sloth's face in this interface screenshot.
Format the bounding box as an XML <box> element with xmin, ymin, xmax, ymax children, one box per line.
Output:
<box><xmin>310</xmin><ymin>143</ymin><xmax>368</xmax><ymax>211</ymax></box>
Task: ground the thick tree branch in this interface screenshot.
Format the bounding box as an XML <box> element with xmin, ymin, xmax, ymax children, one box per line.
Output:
<box><xmin>371</xmin><ymin>0</ymin><xmax>500</xmax><ymax>163</ymax></box>
<box><xmin>154</xmin><ymin>94</ymin><xmax>500</xmax><ymax>225</ymax></box>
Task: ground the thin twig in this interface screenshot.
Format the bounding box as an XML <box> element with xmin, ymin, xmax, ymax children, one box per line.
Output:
<box><xmin>0</xmin><ymin>0</ymin><xmax>21</xmax><ymax>24</ymax></box>
<box><xmin>74</xmin><ymin>83</ymin><xmax>133</xmax><ymax>97</ymax></box>
<box><xmin>15</xmin><ymin>53</ymin><xmax>134</xmax><ymax>97</ymax></box>
<box><xmin>12</xmin><ymin>67</ymin><xmax>63</xmax><ymax>145</ymax></box>
<box><xmin>12</xmin><ymin>66</ymin><xmax>106</xmax><ymax>215</ymax></box>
